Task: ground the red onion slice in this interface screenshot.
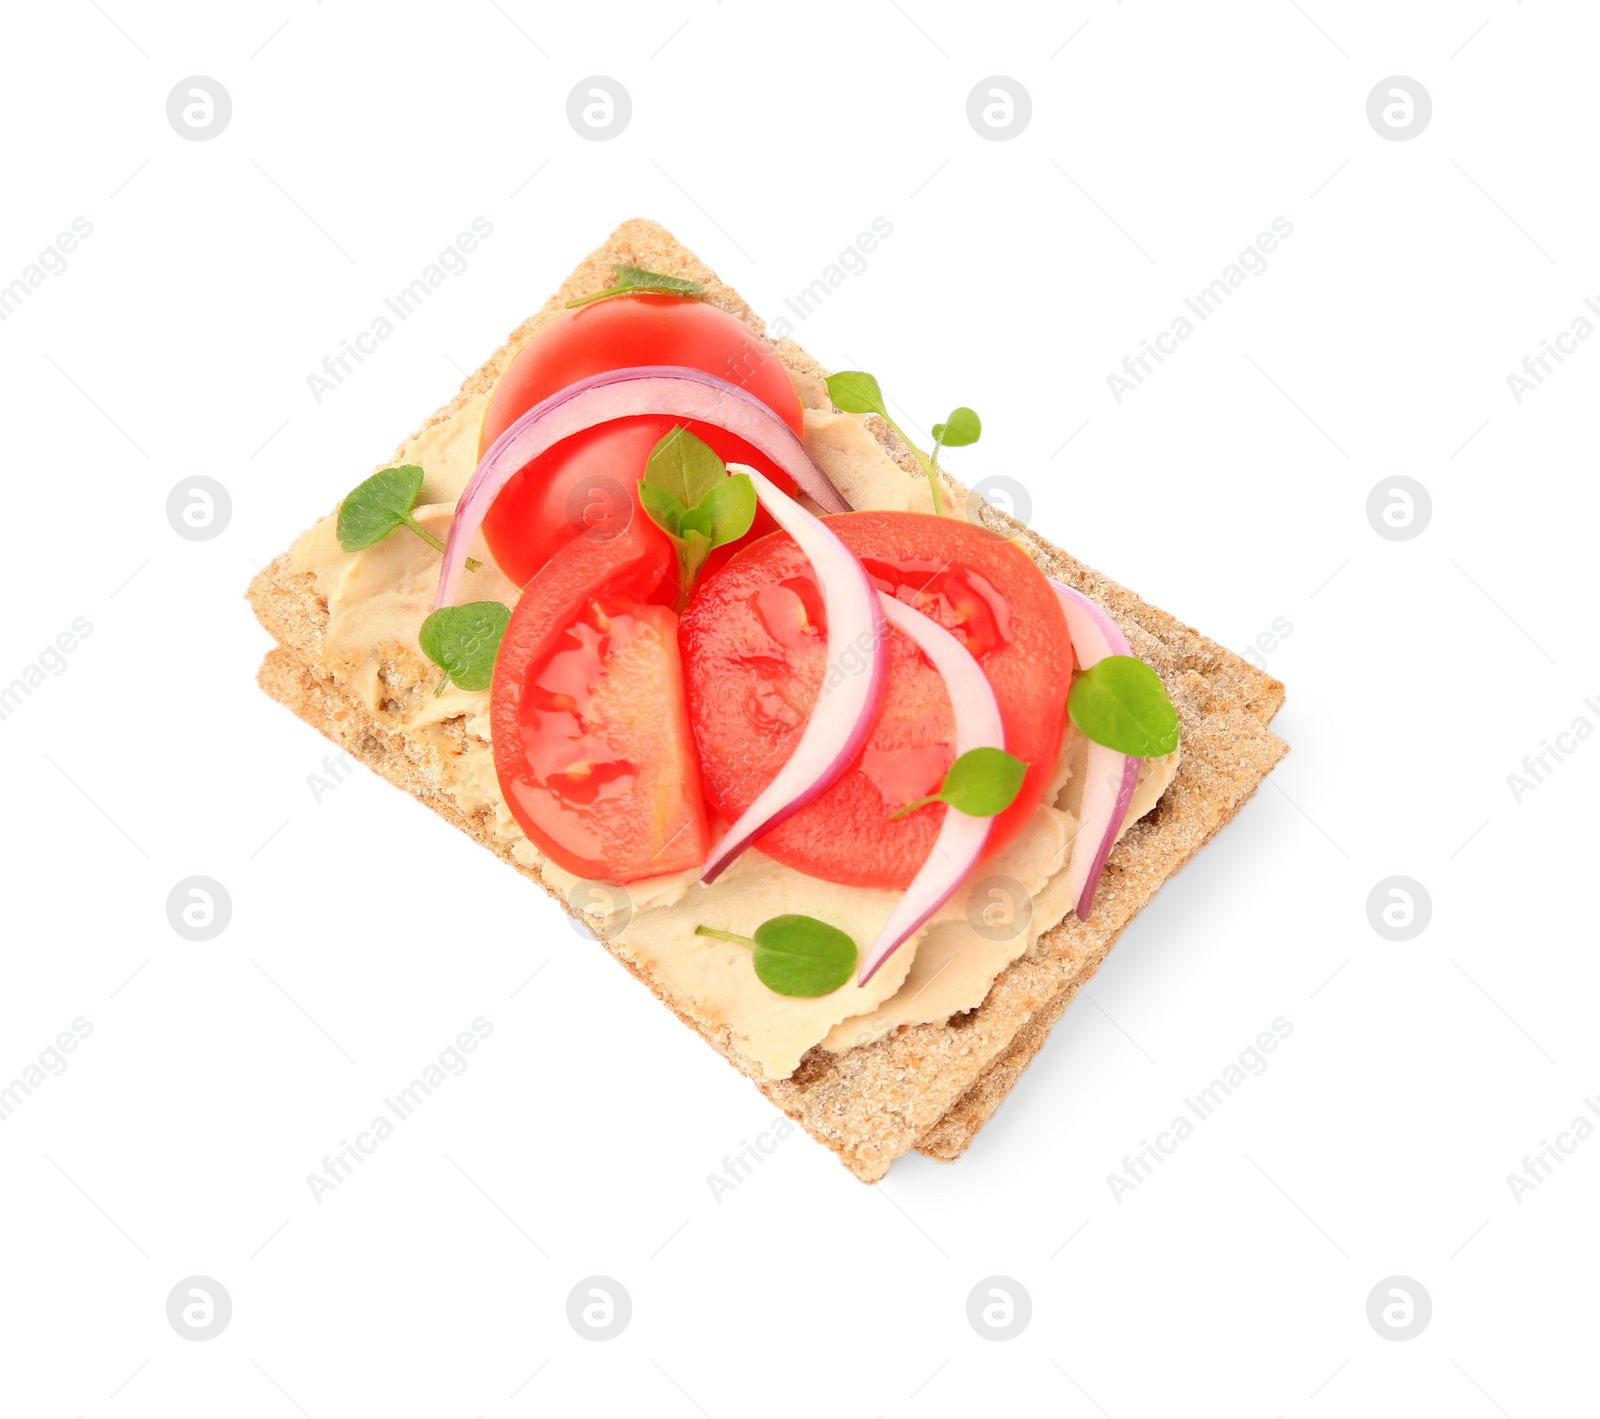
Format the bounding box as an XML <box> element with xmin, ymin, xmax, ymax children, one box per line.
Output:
<box><xmin>699</xmin><ymin>465</ymin><xmax>886</xmax><ymax>884</ymax></box>
<box><xmin>857</xmin><ymin>594</ymin><xmax>1005</xmax><ymax>984</ymax></box>
<box><xmin>435</xmin><ymin>365</ymin><xmax>850</xmax><ymax>608</ymax></box>
<box><xmin>1069</xmin><ymin>751</ymin><xmax>1139</xmax><ymax>922</ymax></box>
<box><xmin>1051</xmin><ymin>580</ymin><xmax>1140</xmax><ymax>921</ymax></box>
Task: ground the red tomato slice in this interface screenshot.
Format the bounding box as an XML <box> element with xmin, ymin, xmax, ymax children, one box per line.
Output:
<box><xmin>479</xmin><ymin>293</ymin><xmax>803</xmax><ymax>590</ymax></box>
<box><xmin>491</xmin><ymin>513</ymin><xmax>710</xmax><ymax>882</ymax></box>
<box><xmin>680</xmin><ymin>512</ymin><xmax>1075</xmax><ymax>890</ymax></box>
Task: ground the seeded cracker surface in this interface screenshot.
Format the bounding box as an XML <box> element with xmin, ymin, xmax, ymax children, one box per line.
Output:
<box><xmin>248</xmin><ymin>220</ymin><xmax>1288</xmax><ymax>1183</ymax></box>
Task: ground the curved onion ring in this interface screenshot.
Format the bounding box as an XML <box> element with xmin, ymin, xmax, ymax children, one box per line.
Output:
<box><xmin>1051</xmin><ymin>580</ymin><xmax>1140</xmax><ymax>921</ymax></box>
<box><xmin>434</xmin><ymin>366</ymin><xmax>849</xmax><ymax>608</ymax></box>
<box><xmin>699</xmin><ymin>464</ymin><xmax>885</xmax><ymax>884</ymax></box>
<box><xmin>856</xmin><ymin>594</ymin><xmax>1006</xmax><ymax>984</ymax></box>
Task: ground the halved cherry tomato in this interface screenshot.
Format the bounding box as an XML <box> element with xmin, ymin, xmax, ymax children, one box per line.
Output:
<box><xmin>491</xmin><ymin>512</ymin><xmax>710</xmax><ymax>882</ymax></box>
<box><xmin>480</xmin><ymin>293</ymin><xmax>803</xmax><ymax>590</ymax></box>
<box><xmin>680</xmin><ymin>512</ymin><xmax>1075</xmax><ymax>890</ymax></box>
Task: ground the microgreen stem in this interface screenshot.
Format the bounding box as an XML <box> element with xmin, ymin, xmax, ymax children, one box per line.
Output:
<box><xmin>676</xmin><ymin>544</ymin><xmax>709</xmax><ymax>611</ymax></box>
<box><xmin>406</xmin><ymin>518</ymin><xmax>480</xmax><ymax>572</ymax></box>
<box><xmin>565</xmin><ymin>283</ymin><xmax>683</xmax><ymax>309</ymax></box>
<box><xmin>671</xmin><ymin>565</ymin><xmax>697</xmax><ymax>615</ymax></box>
<box><xmin>881</xmin><ymin>413</ymin><xmax>943</xmax><ymax>516</ymax></box>
<box><xmin>695</xmin><ymin>926</ymin><xmax>756</xmax><ymax>949</ymax></box>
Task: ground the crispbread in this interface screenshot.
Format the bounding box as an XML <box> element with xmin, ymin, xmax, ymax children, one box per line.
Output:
<box><xmin>248</xmin><ymin>219</ymin><xmax>1287</xmax><ymax>1182</ymax></box>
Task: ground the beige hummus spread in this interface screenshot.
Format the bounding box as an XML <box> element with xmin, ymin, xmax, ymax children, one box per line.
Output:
<box><xmin>287</xmin><ymin>391</ymin><xmax>1178</xmax><ymax>1080</ymax></box>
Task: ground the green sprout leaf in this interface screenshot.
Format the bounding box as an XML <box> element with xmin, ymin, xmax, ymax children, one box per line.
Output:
<box><xmin>695</xmin><ymin>915</ymin><xmax>858</xmax><ymax>997</ymax></box>
<box><xmin>890</xmin><ymin>746</ymin><xmax>1029</xmax><ymax>819</ymax></box>
<box><xmin>1068</xmin><ymin>655</ymin><xmax>1181</xmax><ymax>758</ymax></box>
<box><xmin>337</xmin><ymin>465</ymin><xmax>479</xmax><ymax>570</ymax></box>
<box><xmin>825</xmin><ymin>370</ymin><xmax>888</xmax><ymax>418</ymax></box>
<box><xmin>612</xmin><ymin>264</ymin><xmax>702</xmax><ymax>294</ymax></box>
<box><xmin>637</xmin><ymin>428</ymin><xmax>757</xmax><ymax>607</ymax></box>
<box><xmin>644</xmin><ymin>426</ymin><xmax>726</xmax><ymax>508</ymax></box>
<box><xmin>338</xmin><ymin>465</ymin><xmax>424</xmax><ymax>550</ymax></box>
<box><xmin>417</xmin><ymin>600</ymin><xmax>509</xmax><ymax>696</ymax></box>
<box><xmin>932</xmin><ymin>406</ymin><xmax>981</xmax><ymax>448</ymax></box>
<box><xmin>637</xmin><ymin>481</ymin><xmax>685</xmax><ymax>538</ymax></box>
<box><xmin>678</xmin><ymin>506</ymin><xmax>713</xmax><ymax>540</ymax></box>
<box><xmin>700</xmin><ymin>472</ymin><xmax>756</xmax><ymax>548</ymax></box>
<box><xmin>565</xmin><ymin>264</ymin><xmax>705</xmax><ymax>309</ymax></box>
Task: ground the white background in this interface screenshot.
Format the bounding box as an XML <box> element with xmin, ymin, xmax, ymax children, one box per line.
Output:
<box><xmin>2</xmin><ymin>1</ymin><xmax>1595</xmax><ymax>1415</ymax></box>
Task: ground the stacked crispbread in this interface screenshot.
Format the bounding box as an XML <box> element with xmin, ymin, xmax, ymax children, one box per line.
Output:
<box><xmin>248</xmin><ymin>219</ymin><xmax>1287</xmax><ymax>1182</ymax></box>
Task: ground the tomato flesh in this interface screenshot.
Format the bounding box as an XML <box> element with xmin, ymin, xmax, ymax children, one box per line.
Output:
<box><xmin>480</xmin><ymin>294</ymin><xmax>803</xmax><ymax>589</ymax></box>
<box><xmin>491</xmin><ymin>513</ymin><xmax>709</xmax><ymax>882</ymax></box>
<box><xmin>680</xmin><ymin>512</ymin><xmax>1075</xmax><ymax>890</ymax></box>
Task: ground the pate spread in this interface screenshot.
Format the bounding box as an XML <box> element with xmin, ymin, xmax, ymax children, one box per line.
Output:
<box><xmin>287</xmin><ymin>390</ymin><xmax>1178</xmax><ymax>1079</ymax></box>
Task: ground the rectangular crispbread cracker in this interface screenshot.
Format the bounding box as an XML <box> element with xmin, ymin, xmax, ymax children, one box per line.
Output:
<box><xmin>248</xmin><ymin>220</ymin><xmax>1287</xmax><ymax>1183</ymax></box>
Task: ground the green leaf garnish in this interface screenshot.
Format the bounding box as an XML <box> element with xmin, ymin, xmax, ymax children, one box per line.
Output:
<box><xmin>824</xmin><ymin>371</ymin><xmax>889</xmax><ymax>419</ymax></box>
<box><xmin>565</xmin><ymin>263</ymin><xmax>705</xmax><ymax>309</ymax></box>
<box><xmin>1068</xmin><ymin>655</ymin><xmax>1181</xmax><ymax>757</ymax></box>
<box><xmin>695</xmin><ymin>915</ymin><xmax>858</xmax><ymax>997</ymax></box>
<box><xmin>825</xmin><ymin>372</ymin><xmax>980</xmax><ymax>519</ymax></box>
<box><xmin>417</xmin><ymin>600</ymin><xmax>509</xmax><ymax>696</ymax></box>
<box><xmin>338</xmin><ymin>465</ymin><xmax>420</xmax><ymax>550</ymax></box>
<box><xmin>890</xmin><ymin>746</ymin><xmax>1028</xmax><ymax>819</ymax></box>
<box><xmin>637</xmin><ymin>481</ymin><xmax>685</xmax><ymax>538</ymax></box>
<box><xmin>932</xmin><ymin>406</ymin><xmax>981</xmax><ymax>448</ymax></box>
<box><xmin>699</xmin><ymin>473</ymin><xmax>756</xmax><ymax>548</ymax></box>
<box><xmin>637</xmin><ymin>426</ymin><xmax>756</xmax><ymax>608</ymax></box>
<box><xmin>645</xmin><ymin>426</ymin><xmax>726</xmax><ymax>508</ymax></box>
<box><xmin>337</xmin><ymin>465</ymin><xmax>480</xmax><ymax>571</ymax></box>
<box><xmin>612</xmin><ymin>263</ymin><xmax>702</xmax><ymax>294</ymax></box>
<box><xmin>678</xmin><ymin>507</ymin><xmax>713</xmax><ymax>539</ymax></box>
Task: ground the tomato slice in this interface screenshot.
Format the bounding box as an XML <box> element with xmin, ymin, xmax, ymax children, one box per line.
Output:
<box><xmin>680</xmin><ymin>512</ymin><xmax>1075</xmax><ymax>890</ymax></box>
<box><xmin>491</xmin><ymin>513</ymin><xmax>710</xmax><ymax>882</ymax></box>
<box><xmin>479</xmin><ymin>293</ymin><xmax>804</xmax><ymax>590</ymax></box>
